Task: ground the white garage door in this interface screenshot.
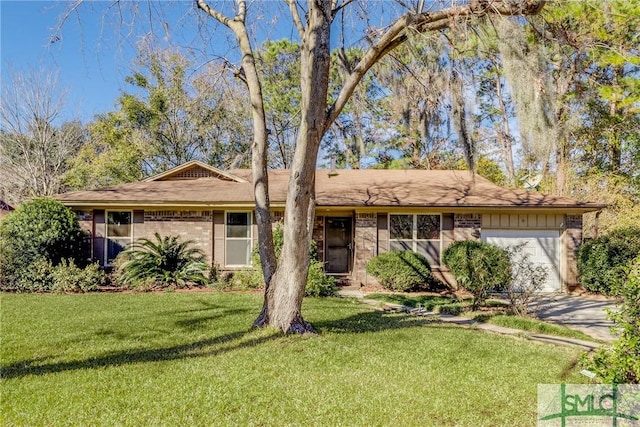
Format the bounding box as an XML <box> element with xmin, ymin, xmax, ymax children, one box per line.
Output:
<box><xmin>482</xmin><ymin>229</ymin><xmax>561</xmax><ymax>292</ymax></box>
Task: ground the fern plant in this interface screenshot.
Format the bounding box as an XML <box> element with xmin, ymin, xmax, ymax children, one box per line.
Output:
<box><xmin>119</xmin><ymin>233</ymin><xmax>209</xmax><ymax>289</ymax></box>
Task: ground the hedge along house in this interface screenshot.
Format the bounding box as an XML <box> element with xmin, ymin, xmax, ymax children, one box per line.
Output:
<box><xmin>56</xmin><ymin>160</ymin><xmax>604</xmax><ymax>292</ymax></box>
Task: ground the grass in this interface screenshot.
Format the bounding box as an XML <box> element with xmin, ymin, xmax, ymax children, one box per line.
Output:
<box><xmin>1</xmin><ymin>292</ymin><xmax>588</xmax><ymax>426</ymax></box>
<box><xmin>483</xmin><ymin>315</ymin><xmax>602</xmax><ymax>342</ymax></box>
<box><xmin>365</xmin><ymin>293</ymin><xmax>598</xmax><ymax>342</ymax></box>
<box><xmin>366</xmin><ymin>293</ymin><xmax>468</xmax><ymax>310</ymax></box>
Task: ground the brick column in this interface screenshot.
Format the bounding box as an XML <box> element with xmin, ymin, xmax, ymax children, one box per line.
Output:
<box><xmin>311</xmin><ymin>216</ymin><xmax>325</xmax><ymax>262</ymax></box>
<box><xmin>563</xmin><ymin>214</ymin><xmax>583</xmax><ymax>292</ymax></box>
<box><xmin>354</xmin><ymin>212</ymin><xmax>377</xmax><ymax>286</ymax></box>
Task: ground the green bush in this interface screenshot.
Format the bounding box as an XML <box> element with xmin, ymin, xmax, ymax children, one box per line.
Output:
<box><xmin>228</xmin><ymin>267</ymin><xmax>264</xmax><ymax>290</ymax></box>
<box><xmin>365</xmin><ymin>251</ymin><xmax>434</xmax><ymax>292</ymax></box>
<box><xmin>443</xmin><ymin>241</ymin><xmax>511</xmax><ymax>310</ymax></box>
<box><xmin>117</xmin><ymin>233</ymin><xmax>210</xmax><ymax>290</ymax></box>
<box><xmin>305</xmin><ymin>260</ymin><xmax>337</xmax><ymax>297</ymax></box>
<box><xmin>51</xmin><ymin>260</ymin><xmax>106</xmax><ymax>293</ymax></box>
<box><xmin>0</xmin><ymin>198</ymin><xmax>85</xmax><ymax>290</ymax></box>
<box><xmin>578</xmin><ymin>227</ymin><xmax>640</xmax><ymax>295</ymax></box>
<box><xmin>11</xmin><ymin>258</ymin><xmax>105</xmax><ymax>293</ymax></box>
<box><xmin>582</xmin><ymin>257</ymin><xmax>640</xmax><ymax>383</ymax></box>
<box><xmin>13</xmin><ymin>259</ymin><xmax>55</xmax><ymax>292</ymax></box>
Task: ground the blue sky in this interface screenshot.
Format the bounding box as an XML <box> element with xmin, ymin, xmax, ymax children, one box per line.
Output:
<box><xmin>0</xmin><ymin>1</ymin><xmax>249</xmax><ymax>123</ymax></box>
<box><xmin>1</xmin><ymin>1</ymin><xmax>134</xmax><ymax>122</ymax></box>
<box><xmin>1</xmin><ymin>1</ymin><xmax>402</xmax><ymax>124</ymax></box>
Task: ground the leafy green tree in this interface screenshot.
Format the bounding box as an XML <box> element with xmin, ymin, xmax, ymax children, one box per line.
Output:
<box><xmin>324</xmin><ymin>47</ymin><xmax>388</xmax><ymax>169</ymax></box>
<box><xmin>523</xmin><ymin>1</ymin><xmax>640</xmax><ymax>194</ymax></box>
<box><xmin>258</xmin><ymin>40</ymin><xmax>302</xmax><ymax>168</ymax></box>
<box><xmin>372</xmin><ymin>38</ymin><xmax>456</xmax><ymax>170</ymax></box>
<box><xmin>452</xmin><ymin>156</ymin><xmax>507</xmax><ymax>186</ymax></box>
<box><xmin>128</xmin><ymin>48</ymin><xmax>253</xmax><ymax>173</ymax></box>
<box><xmin>116</xmin><ymin>233</ymin><xmax>209</xmax><ymax>289</ymax></box>
<box><xmin>571</xmin><ymin>173</ymin><xmax>640</xmax><ymax>237</ymax></box>
<box><xmin>88</xmin><ymin>47</ymin><xmax>253</xmax><ymax>177</ymax></box>
<box><xmin>64</xmin><ymin>112</ymin><xmax>144</xmax><ymax>190</ymax></box>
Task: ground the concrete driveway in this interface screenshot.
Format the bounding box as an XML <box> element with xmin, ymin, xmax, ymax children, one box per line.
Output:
<box><xmin>532</xmin><ymin>295</ymin><xmax>619</xmax><ymax>342</ymax></box>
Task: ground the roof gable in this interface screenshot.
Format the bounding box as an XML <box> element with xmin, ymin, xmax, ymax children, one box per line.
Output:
<box><xmin>144</xmin><ymin>160</ymin><xmax>247</xmax><ymax>183</ymax></box>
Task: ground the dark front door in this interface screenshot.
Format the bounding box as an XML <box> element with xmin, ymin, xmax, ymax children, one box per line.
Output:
<box><xmin>325</xmin><ymin>217</ymin><xmax>352</xmax><ymax>274</ymax></box>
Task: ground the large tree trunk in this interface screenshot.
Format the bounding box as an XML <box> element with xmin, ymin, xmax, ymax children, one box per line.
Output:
<box><xmin>197</xmin><ymin>0</ymin><xmax>546</xmax><ymax>334</ymax></box>
<box><xmin>196</xmin><ymin>0</ymin><xmax>277</xmax><ymax>327</ymax></box>
<box><xmin>254</xmin><ymin>0</ymin><xmax>332</xmax><ymax>333</ymax></box>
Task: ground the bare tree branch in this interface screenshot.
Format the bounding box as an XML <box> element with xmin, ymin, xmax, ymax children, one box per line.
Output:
<box><xmin>325</xmin><ymin>0</ymin><xmax>545</xmax><ymax>132</ymax></box>
<box><xmin>286</xmin><ymin>0</ymin><xmax>305</xmax><ymax>38</ymax></box>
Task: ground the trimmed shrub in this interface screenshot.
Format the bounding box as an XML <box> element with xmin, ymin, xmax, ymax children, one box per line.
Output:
<box><xmin>365</xmin><ymin>251</ymin><xmax>434</xmax><ymax>292</ymax></box>
<box><xmin>11</xmin><ymin>258</ymin><xmax>105</xmax><ymax>293</ymax></box>
<box><xmin>117</xmin><ymin>233</ymin><xmax>210</xmax><ymax>290</ymax></box>
<box><xmin>578</xmin><ymin>227</ymin><xmax>640</xmax><ymax>295</ymax></box>
<box><xmin>13</xmin><ymin>259</ymin><xmax>55</xmax><ymax>292</ymax></box>
<box><xmin>305</xmin><ymin>260</ymin><xmax>337</xmax><ymax>297</ymax></box>
<box><xmin>51</xmin><ymin>260</ymin><xmax>106</xmax><ymax>293</ymax></box>
<box><xmin>443</xmin><ymin>241</ymin><xmax>511</xmax><ymax>310</ymax></box>
<box><xmin>0</xmin><ymin>198</ymin><xmax>85</xmax><ymax>290</ymax></box>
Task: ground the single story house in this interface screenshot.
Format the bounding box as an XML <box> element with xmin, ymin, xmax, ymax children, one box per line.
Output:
<box><xmin>56</xmin><ymin>161</ymin><xmax>604</xmax><ymax>292</ymax></box>
<box><xmin>0</xmin><ymin>200</ymin><xmax>14</xmax><ymax>218</ymax></box>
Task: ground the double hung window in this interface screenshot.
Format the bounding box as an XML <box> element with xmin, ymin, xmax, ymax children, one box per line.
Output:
<box><xmin>390</xmin><ymin>214</ymin><xmax>441</xmax><ymax>265</ymax></box>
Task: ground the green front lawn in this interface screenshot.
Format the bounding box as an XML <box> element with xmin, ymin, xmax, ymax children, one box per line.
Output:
<box><xmin>1</xmin><ymin>293</ymin><xmax>586</xmax><ymax>426</ymax></box>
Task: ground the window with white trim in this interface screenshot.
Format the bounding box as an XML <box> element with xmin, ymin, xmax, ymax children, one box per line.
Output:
<box><xmin>106</xmin><ymin>211</ymin><xmax>132</xmax><ymax>264</ymax></box>
<box><xmin>226</xmin><ymin>212</ymin><xmax>252</xmax><ymax>266</ymax></box>
<box><xmin>390</xmin><ymin>214</ymin><xmax>441</xmax><ymax>265</ymax></box>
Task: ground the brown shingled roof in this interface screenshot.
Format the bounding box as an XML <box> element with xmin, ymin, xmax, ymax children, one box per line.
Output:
<box><xmin>56</xmin><ymin>169</ymin><xmax>603</xmax><ymax>211</ymax></box>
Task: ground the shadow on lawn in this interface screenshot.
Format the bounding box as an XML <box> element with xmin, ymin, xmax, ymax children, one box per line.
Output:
<box><xmin>1</xmin><ymin>329</ymin><xmax>280</xmax><ymax>380</ymax></box>
<box><xmin>313</xmin><ymin>306</ymin><xmax>448</xmax><ymax>334</ymax></box>
<box><xmin>2</xmin><ymin>308</ymin><xmax>447</xmax><ymax>380</ymax></box>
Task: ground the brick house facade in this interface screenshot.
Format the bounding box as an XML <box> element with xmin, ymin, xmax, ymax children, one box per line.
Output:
<box><xmin>58</xmin><ymin>161</ymin><xmax>603</xmax><ymax>292</ymax></box>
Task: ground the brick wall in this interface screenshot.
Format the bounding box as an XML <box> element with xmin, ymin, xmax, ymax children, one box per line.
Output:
<box><xmin>454</xmin><ymin>213</ymin><xmax>481</xmax><ymax>241</ymax></box>
<box><xmin>313</xmin><ymin>216</ymin><xmax>324</xmax><ymax>262</ymax></box>
<box><xmin>563</xmin><ymin>214</ymin><xmax>583</xmax><ymax>292</ymax></box>
<box><xmin>74</xmin><ymin>210</ymin><xmax>94</xmax><ymax>263</ymax></box>
<box><xmin>566</xmin><ymin>214</ymin><xmax>582</xmax><ymax>229</ymax></box>
<box><xmin>141</xmin><ymin>210</ymin><xmax>214</xmax><ymax>263</ymax></box>
<box><xmin>354</xmin><ymin>212</ymin><xmax>376</xmax><ymax>285</ymax></box>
